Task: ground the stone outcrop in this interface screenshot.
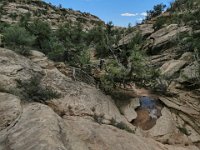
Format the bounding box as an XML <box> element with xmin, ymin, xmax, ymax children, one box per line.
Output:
<box><xmin>0</xmin><ymin>0</ymin><xmax>104</xmax><ymax>30</ymax></box>
<box><xmin>178</xmin><ymin>61</ymin><xmax>199</xmax><ymax>83</ymax></box>
<box><xmin>0</xmin><ymin>92</ymin><xmax>198</xmax><ymax>150</ymax></box>
<box><xmin>0</xmin><ymin>48</ymin><xmax>43</xmax><ymax>92</ymax></box>
<box><xmin>0</xmin><ymin>93</ymin><xmax>21</xmax><ymax>131</ymax></box>
<box><xmin>149</xmin><ymin>24</ymin><xmax>191</xmax><ymax>54</ymax></box>
<box><xmin>139</xmin><ymin>23</ymin><xmax>154</xmax><ymax>37</ymax></box>
<box><xmin>160</xmin><ymin>59</ymin><xmax>187</xmax><ymax>78</ymax></box>
<box><xmin>0</xmin><ymin>48</ymin><xmax>199</xmax><ymax>150</ymax></box>
<box><xmin>117</xmin><ymin>98</ymin><xmax>140</xmax><ymax>122</ymax></box>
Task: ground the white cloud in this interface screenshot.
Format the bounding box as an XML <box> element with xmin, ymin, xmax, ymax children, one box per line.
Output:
<box><xmin>121</xmin><ymin>12</ymin><xmax>148</xmax><ymax>17</ymax></box>
<box><xmin>121</xmin><ymin>13</ymin><xmax>138</xmax><ymax>17</ymax></box>
<box><xmin>140</xmin><ymin>12</ymin><xmax>147</xmax><ymax>16</ymax></box>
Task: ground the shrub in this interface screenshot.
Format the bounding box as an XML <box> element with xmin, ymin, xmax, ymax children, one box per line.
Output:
<box><xmin>93</xmin><ymin>113</ymin><xmax>104</xmax><ymax>124</ymax></box>
<box><xmin>77</xmin><ymin>48</ymin><xmax>91</xmax><ymax>67</ymax></box>
<box><xmin>153</xmin><ymin>16</ymin><xmax>166</xmax><ymax>31</ymax></box>
<box><xmin>100</xmin><ymin>59</ymin><xmax>127</xmax><ymax>92</ymax></box>
<box><xmin>9</xmin><ymin>13</ymin><xmax>18</xmax><ymax>20</ymax></box>
<box><xmin>47</xmin><ymin>37</ymin><xmax>65</xmax><ymax>62</ymax></box>
<box><xmin>110</xmin><ymin>118</ymin><xmax>135</xmax><ymax>133</ymax></box>
<box><xmin>16</xmin><ymin>76</ymin><xmax>61</xmax><ymax>102</ymax></box>
<box><xmin>98</xmin><ymin>31</ymin><xmax>159</xmax><ymax>92</ymax></box>
<box><xmin>146</xmin><ymin>3</ymin><xmax>166</xmax><ymax>20</ymax></box>
<box><xmin>115</xmin><ymin>122</ymin><xmax>135</xmax><ymax>133</ymax></box>
<box><xmin>177</xmin><ymin>126</ymin><xmax>190</xmax><ymax>136</ymax></box>
<box><xmin>26</xmin><ymin>19</ymin><xmax>51</xmax><ymax>52</ymax></box>
<box><xmin>3</xmin><ymin>25</ymin><xmax>35</xmax><ymax>55</ymax></box>
<box><xmin>0</xmin><ymin>22</ymin><xmax>10</xmax><ymax>33</ymax></box>
<box><xmin>19</xmin><ymin>12</ymin><xmax>32</xmax><ymax>27</ymax></box>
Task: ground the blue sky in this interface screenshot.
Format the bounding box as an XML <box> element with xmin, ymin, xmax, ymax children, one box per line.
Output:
<box><xmin>43</xmin><ymin>0</ymin><xmax>174</xmax><ymax>27</ymax></box>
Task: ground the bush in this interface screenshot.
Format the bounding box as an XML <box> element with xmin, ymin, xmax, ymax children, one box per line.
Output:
<box><xmin>93</xmin><ymin>113</ymin><xmax>104</xmax><ymax>124</ymax></box>
<box><xmin>146</xmin><ymin>3</ymin><xmax>166</xmax><ymax>20</ymax></box>
<box><xmin>110</xmin><ymin>118</ymin><xmax>135</xmax><ymax>133</ymax></box>
<box><xmin>98</xmin><ymin>31</ymin><xmax>159</xmax><ymax>93</ymax></box>
<box><xmin>115</xmin><ymin>122</ymin><xmax>135</xmax><ymax>133</ymax></box>
<box><xmin>26</xmin><ymin>19</ymin><xmax>51</xmax><ymax>52</ymax></box>
<box><xmin>3</xmin><ymin>25</ymin><xmax>35</xmax><ymax>55</ymax></box>
<box><xmin>47</xmin><ymin>37</ymin><xmax>65</xmax><ymax>62</ymax></box>
<box><xmin>77</xmin><ymin>48</ymin><xmax>91</xmax><ymax>67</ymax></box>
<box><xmin>153</xmin><ymin>16</ymin><xmax>166</xmax><ymax>31</ymax></box>
<box><xmin>19</xmin><ymin>12</ymin><xmax>32</xmax><ymax>27</ymax></box>
<box><xmin>100</xmin><ymin>59</ymin><xmax>128</xmax><ymax>92</ymax></box>
<box><xmin>16</xmin><ymin>76</ymin><xmax>61</xmax><ymax>102</ymax></box>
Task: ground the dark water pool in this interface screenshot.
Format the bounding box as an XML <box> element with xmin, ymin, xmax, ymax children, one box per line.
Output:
<box><xmin>140</xmin><ymin>96</ymin><xmax>156</xmax><ymax>109</ymax></box>
<box><xmin>132</xmin><ymin>96</ymin><xmax>163</xmax><ymax>130</ymax></box>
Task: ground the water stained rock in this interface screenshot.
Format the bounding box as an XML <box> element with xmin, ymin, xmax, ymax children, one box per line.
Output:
<box><xmin>132</xmin><ymin>96</ymin><xmax>163</xmax><ymax>130</ymax></box>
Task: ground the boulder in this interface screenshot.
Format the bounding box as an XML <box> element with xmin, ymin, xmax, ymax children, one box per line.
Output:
<box><xmin>0</xmin><ymin>103</ymin><xmax>88</xmax><ymax>150</ymax></box>
<box><xmin>139</xmin><ymin>23</ymin><xmax>154</xmax><ymax>37</ymax></box>
<box><xmin>160</xmin><ymin>59</ymin><xmax>187</xmax><ymax>78</ymax></box>
<box><xmin>178</xmin><ymin>61</ymin><xmax>199</xmax><ymax>83</ymax></box>
<box><xmin>159</xmin><ymin>97</ymin><xmax>199</xmax><ymax>116</ymax></box>
<box><xmin>63</xmin><ymin>116</ymin><xmax>198</xmax><ymax>150</ymax></box>
<box><xmin>179</xmin><ymin>52</ymin><xmax>194</xmax><ymax>62</ymax></box>
<box><xmin>1</xmin><ymin>101</ymin><xmax>197</xmax><ymax>150</ymax></box>
<box><xmin>118</xmin><ymin>32</ymin><xmax>135</xmax><ymax>46</ymax></box>
<box><xmin>144</xmin><ymin>107</ymin><xmax>191</xmax><ymax>145</ymax></box>
<box><xmin>147</xmin><ymin>107</ymin><xmax>176</xmax><ymax>137</ymax></box>
<box><xmin>0</xmin><ymin>92</ymin><xmax>21</xmax><ymax>131</ymax></box>
<box><xmin>30</xmin><ymin>50</ymin><xmax>45</xmax><ymax>58</ymax></box>
<box><xmin>48</xmin><ymin>85</ymin><xmax>133</xmax><ymax>126</ymax></box>
<box><xmin>0</xmin><ymin>48</ymin><xmax>43</xmax><ymax>91</ymax></box>
<box><xmin>117</xmin><ymin>98</ymin><xmax>140</xmax><ymax>122</ymax></box>
<box><xmin>29</xmin><ymin>50</ymin><xmax>54</xmax><ymax>69</ymax></box>
<box><xmin>149</xmin><ymin>24</ymin><xmax>191</xmax><ymax>54</ymax></box>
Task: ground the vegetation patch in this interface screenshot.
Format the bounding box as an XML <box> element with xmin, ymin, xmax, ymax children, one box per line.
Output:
<box><xmin>110</xmin><ymin>118</ymin><xmax>135</xmax><ymax>133</ymax></box>
<box><xmin>15</xmin><ymin>76</ymin><xmax>61</xmax><ymax>103</ymax></box>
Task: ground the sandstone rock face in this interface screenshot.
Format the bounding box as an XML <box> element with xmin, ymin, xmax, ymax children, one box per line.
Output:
<box><xmin>179</xmin><ymin>52</ymin><xmax>194</xmax><ymax>62</ymax></box>
<box><xmin>63</xmin><ymin>116</ymin><xmax>199</xmax><ymax>150</ymax></box>
<box><xmin>0</xmin><ymin>1</ymin><xmax>104</xmax><ymax>30</ymax></box>
<box><xmin>0</xmin><ymin>93</ymin><xmax>21</xmax><ymax>131</ymax></box>
<box><xmin>149</xmin><ymin>24</ymin><xmax>191</xmax><ymax>54</ymax></box>
<box><xmin>178</xmin><ymin>61</ymin><xmax>199</xmax><ymax>83</ymax></box>
<box><xmin>48</xmin><ymin>86</ymin><xmax>133</xmax><ymax>127</ymax></box>
<box><xmin>139</xmin><ymin>23</ymin><xmax>154</xmax><ymax>37</ymax></box>
<box><xmin>0</xmin><ymin>48</ymin><xmax>43</xmax><ymax>91</ymax></box>
<box><xmin>147</xmin><ymin>107</ymin><xmax>176</xmax><ymax>137</ymax></box>
<box><xmin>29</xmin><ymin>50</ymin><xmax>54</xmax><ymax>69</ymax></box>
<box><xmin>0</xmin><ymin>103</ymin><xmax>88</xmax><ymax>150</ymax></box>
<box><xmin>117</xmin><ymin>98</ymin><xmax>140</xmax><ymax>122</ymax></box>
<box><xmin>0</xmin><ymin>48</ymin><xmax>199</xmax><ymax>150</ymax></box>
<box><xmin>118</xmin><ymin>32</ymin><xmax>135</xmax><ymax>46</ymax></box>
<box><xmin>160</xmin><ymin>59</ymin><xmax>187</xmax><ymax>78</ymax></box>
<box><xmin>0</xmin><ymin>98</ymin><xmax>197</xmax><ymax>150</ymax></box>
<box><xmin>143</xmin><ymin>107</ymin><xmax>192</xmax><ymax>145</ymax></box>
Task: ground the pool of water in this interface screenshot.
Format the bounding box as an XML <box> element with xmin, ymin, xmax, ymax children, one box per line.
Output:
<box><xmin>132</xmin><ymin>96</ymin><xmax>163</xmax><ymax>130</ymax></box>
<box><xmin>140</xmin><ymin>96</ymin><xmax>156</xmax><ymax>109</ymax></box>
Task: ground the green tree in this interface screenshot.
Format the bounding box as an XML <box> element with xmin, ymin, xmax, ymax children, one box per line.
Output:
<box><xmin>153</xmin><ymin>16</ymin><xmax>166</xmax><ymax>31</ymax></box>
<box><xmin>146</xmin><ymin>3</ymin><xmax>166</xmax><ymax>20</ymax></box>
<box><xmin>26</xmin><ymin>19</ymin><xmax>51</xmax><ymax>53</ymax></box>
<box><xmin>3</xmin><ymin>25</ymin><xmax>35</xmax><ymax>55</ymax></box>
<box><xmin>47</xmin><ymin>36</ymin><xmax>65</xmax><ymax>62</ymax></box>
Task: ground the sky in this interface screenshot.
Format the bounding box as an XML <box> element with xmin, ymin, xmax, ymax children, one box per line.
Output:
<box><xmin>43</xmin><ymin>0</ymin><xmax>174</xmax><ymax>27</ymax></box>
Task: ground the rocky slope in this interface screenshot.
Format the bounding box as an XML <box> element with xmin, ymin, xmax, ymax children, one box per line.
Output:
<box><xmin>0</xmin><ymin>0</ymin><xmax>200</xmax><ymax>150</ymax></box>
<box><xmin>117</xmin><ymin>2</ymin><xmax>200</xmax><ymax>148</ymax></box>
<box><xmin>0</xmin><ymin>48</ymin><xmax>199</xmax><ymax>150</ymax></box>
<box><xmin>0</xmin><ymin>0</ymin><xmax>104</xmax><ymax>30</ymax></box>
